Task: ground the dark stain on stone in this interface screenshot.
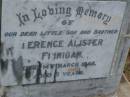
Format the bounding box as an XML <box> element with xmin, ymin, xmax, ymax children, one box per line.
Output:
<box><xmin>1</xmin><ymin>89</ymin><xmax>7</xmax><ymax>97</ymax></box>
<box><xmin>6</xmin><ymin>47</ymin><xmax>14</xmax><ymax>56</ymax></box>
<box><xmin>44</xmin><ymin>69</ymin><xmax>47</xmax><ymax>84</ymax></box>
<box><xmin>36</xmin><ymin>61</ymin><xmax>42</xmax><ymax>84</ymax></box>
<box><xmin>0</xmin><ymin>42</ymin><xmax>4</xmax><ymax>56</ymax></box>
<box><xmin>25</xmin><ymin>67</ymin><xmax>31</xmax><ymax>80</ymax></box>
<box><xmin>28</xmin><ymin>59</ymin><xmax>31</xmax><ymax>63</ymax></box>
<box><xmin>53</xmin><ymin>66</ymin><xmax>57</xmax><ymax>83</ymax></box>
<box><xmin>0</xmin><ymin>43</ymin><xmax>8</xmax><ymax>75</ymax></box>
<box><xmin>0</xmin><ymin>59</ymin><xmax>8</xmax><ymax>75</ymax></box>
<box><xmin>11</xmin><ymin>56</ymin><xmax>23</xmax><ymax>84</ymax></box>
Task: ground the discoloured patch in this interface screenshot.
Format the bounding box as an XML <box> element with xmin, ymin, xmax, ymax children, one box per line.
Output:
<box><xmin>36</xmin><ymin>61</ymin><xmax>42</xmax><ymax>84</ymax></box>
<box><xmin>6</xmin><ymin>47</ymin><xmax>14</xmax><ymax>56</ymax></box>
<box><xmin>0</xmin><ymin>59</ymin><xmax>8</xmax><ymax>75</ymax></box>
<box><xmin>44</xmin><ymin>70</ymin><xmax>47</xmax><ymax>84</ymax></box>
<box><xmin>53</xmin><ymin>66</ymin><xmax>57</xmax><ymax>83</ymax></box>
<box><xmin>67</xmin><ymin>67</ymin><xmax>80</xmax><ymax>72</ymax></box>
<box><xmin>0</xmin><ymin>42</ymin><xmax>4</xmax><ymax>56</ymax></box>
<box><xmin>25</xmin><ymin>67</ymin><xmax>31</xmax><ymax>80</ymax></box>
<box><xmin>11</xmin><ymin>56</ymin><xmax>23</xmax><ymax>84</ymax></box>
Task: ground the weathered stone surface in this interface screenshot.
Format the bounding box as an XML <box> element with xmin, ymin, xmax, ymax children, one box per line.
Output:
<box><xmin>0</xmin><ymin>0</ymin><xmax>130</xmax><ymax>97</ymax></box>
<box><xmin>0</xmin><ymin>0</ymin><xmax>126</xmax><ymax>86</ymax></box>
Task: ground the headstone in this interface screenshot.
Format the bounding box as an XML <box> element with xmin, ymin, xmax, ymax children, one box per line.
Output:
<box><xmin>0</xmin><ymin>0</ymin><xmax>126</xmax><ymax>86</ymax></box>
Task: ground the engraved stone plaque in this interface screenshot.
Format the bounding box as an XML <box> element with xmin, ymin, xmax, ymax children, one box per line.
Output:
<box><xmin>0</xmin><ymin>0</ymin><xmax>126</xmax><ymax>86</ymax></box>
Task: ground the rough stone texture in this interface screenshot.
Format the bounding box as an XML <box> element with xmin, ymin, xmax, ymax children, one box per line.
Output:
<box><xmin>0</xmin><ymin>0</ymin><xmax>130</xmax><ymax>97</ymax></box>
